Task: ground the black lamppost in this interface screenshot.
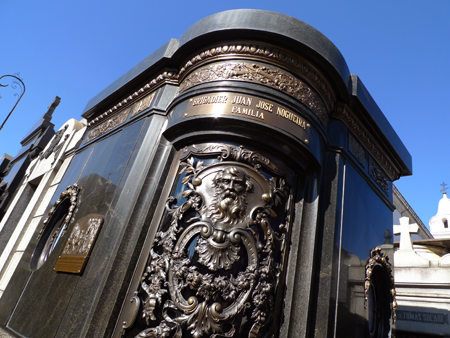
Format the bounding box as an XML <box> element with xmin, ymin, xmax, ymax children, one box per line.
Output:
<box><xmin>0</xmin><ymin>74</ymin><xmax>25</xmax><ymax>131</ymax></box>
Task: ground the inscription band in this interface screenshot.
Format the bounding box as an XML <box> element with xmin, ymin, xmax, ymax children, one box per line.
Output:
<box><xmin>184</xmin><ymin>92</ymin><xmax>311</xmax><ymax>145</ymax></box>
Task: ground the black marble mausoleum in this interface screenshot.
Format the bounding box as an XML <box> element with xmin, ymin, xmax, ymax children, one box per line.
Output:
<box><xmin>0</xmin><ymin>10</ymin><xmax>411</xmax><ymax>338</ymax></box>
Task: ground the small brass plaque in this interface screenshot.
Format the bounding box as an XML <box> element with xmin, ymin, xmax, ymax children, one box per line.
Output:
<box><xmin>54</xmin><ymin>214</ymin><xmax>104</xmax><ymax>274</ymax></box>
<box><xmin>184</xmin><ymin>93</ymin><xmax>311</xmax><ymax>144</ymax></box>
<box><xmin>54</xmin><ymin>256</ymin><xmax>86</xmax><ymax>274</ymax></box>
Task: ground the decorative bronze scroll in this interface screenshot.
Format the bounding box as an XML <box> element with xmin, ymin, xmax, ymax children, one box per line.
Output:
<box><xmin>125</xmin><ymin>144</ymin><xmax>291</xmax><ymax>338</ymax></box>
<box><xmin>364</xmin><ymin>246</ymin><xmax>397</xmax><ymax>324</ymax></box>
<box><xmin>179</xmin><ymin>61</ymin><xmax>327</xmax><ymax>126</ymax></box>
<box><xmin>177</xmin><ymin>43</ymin><xmax>335</xmax><ymax>113</ymax></box>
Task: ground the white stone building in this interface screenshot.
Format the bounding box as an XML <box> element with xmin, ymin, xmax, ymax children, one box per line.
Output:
<box><xmin>393</xmin><ymin>187</ymin><xmax>450</xmax><ymax>338</ymax></box>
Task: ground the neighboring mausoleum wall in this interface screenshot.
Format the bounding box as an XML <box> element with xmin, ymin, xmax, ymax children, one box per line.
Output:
<box><xmin>0</xmin><ymin>118</ymin><xmax>85</xmax><ymax>298</ymax></box>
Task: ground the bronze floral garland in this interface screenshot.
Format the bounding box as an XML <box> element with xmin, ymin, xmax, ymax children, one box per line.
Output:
<box><xmin>37</xmin><ymin>183</ymin><xmax>80</xmax><ymax>240</ymax></box>
<box><xmin>364</xmin><ymin>246</ymin><xmax>397</xmax><ymax>324</ymax></box>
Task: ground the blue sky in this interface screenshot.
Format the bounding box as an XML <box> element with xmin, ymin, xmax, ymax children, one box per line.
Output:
<box><xmin>1</xmin><ymin>1</ymin><xmax>449</xmax><ymax>227</ymax></box>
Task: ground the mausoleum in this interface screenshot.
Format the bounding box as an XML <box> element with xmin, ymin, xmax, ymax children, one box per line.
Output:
<box><xmin>0</xmin><ymin>10</ymin><xmax>412</xmax><ymax>338</ymax></box>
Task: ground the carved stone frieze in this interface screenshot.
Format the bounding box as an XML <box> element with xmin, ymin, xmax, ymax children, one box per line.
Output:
<box><xmin>86</xmin><ymin>91</ymin><xmax>155</xmax><ymax>143</ymax></box>
<box><xmin>179</xmin><ymin>61</ymin><xmax>328</xmax><ymax>126</ymax></box>
<box><xmin>370</xmin><ymin>160</ymin><xmax>389</xmax><ymax>194</ymax></box>
<box><xmin>87</xmin><ymin>73</ymin><xmax>176</xmax><ymax>129</ymax></box>
<box><xmin>85</xmin><ymin>107</ymin><xmax>131</xmax><ymax>143</ymax></box>
<box><xmin>178</xmin><ymin>43</ymin><xmax>335</xmax><ymax>112</ymax></box>
<box><xmin>349</xmin><ymin>132</ymin><xmax>366</xmax><ymax>168</ymax></box>
<box><xmin>334</xmin><ymin>104</ymin><xmax>399</xmax><ymax>181</ymax></box>
<box><xmin>130</xmin><ymin>92</ymin><xmax>155</xmax><ymax>118</ymax></box>
<box><xmin>125</xmin><ymin>144</ymin><xmax>291</xmax><ymax>338</ymax></box>
<box><xmin>364</xmin><ymin>246</ymin><xmax>397</xmax><ymax>324</ymax></box>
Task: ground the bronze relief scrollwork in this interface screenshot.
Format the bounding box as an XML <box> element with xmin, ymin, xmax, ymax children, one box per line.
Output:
<box><xmin>127</xmin><ymin>144</ymin><xmax>291</xmax><ymax>338</ymax></box>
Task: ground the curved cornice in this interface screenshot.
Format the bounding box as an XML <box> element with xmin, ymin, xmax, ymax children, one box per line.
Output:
<box><xmin>83</xmin><ymin>10</ymin><xmax>350</xmax><ymax>119</ymax></box>
<box><xmin>179</xmin><ymin>9</ymin><xmax>350</xmax><ymax>84</ymax></box>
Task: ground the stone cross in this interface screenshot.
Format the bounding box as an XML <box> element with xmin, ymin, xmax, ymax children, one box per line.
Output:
<box><xmin>393</xmin><ymin>216</ymin><xmax>418</xmax><ymax>251</ymax></box>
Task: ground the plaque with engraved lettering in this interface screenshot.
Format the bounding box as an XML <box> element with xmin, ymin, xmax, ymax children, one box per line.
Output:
<box><xmin>184</xmin><ymin>92</ymin><xmax>311</xmax><ymax>145</ymax></box>
<box><xmin>54</xmin><ymin>214</ymin><xmax>104</xmax><ymax>274</ymax></box>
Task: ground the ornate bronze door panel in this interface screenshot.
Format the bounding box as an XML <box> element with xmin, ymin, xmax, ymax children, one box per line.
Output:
<box><xmin>115</xmin><ymin>143</ymin><xmax>298</xmax><ymax>338</ymax></box>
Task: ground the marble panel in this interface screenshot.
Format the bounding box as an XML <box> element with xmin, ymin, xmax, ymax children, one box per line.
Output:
<box><xmin>0</xmin><ymin>252</ymin><xmax>23</xmax><ymax>292</ymax></box>
<box><xmin>17</xmin><ymin>217</ymin><xmax>42</xmax><ymax>252</ymax></box>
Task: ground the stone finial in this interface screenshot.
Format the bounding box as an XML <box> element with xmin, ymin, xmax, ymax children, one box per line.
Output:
<box><xmin>43</xmin><ymin>96</ymin><xmax>61</xmax><ymax>120</ymax></box>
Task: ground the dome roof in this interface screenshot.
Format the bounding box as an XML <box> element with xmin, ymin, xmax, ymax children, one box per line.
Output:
<box><xmin>430</xmin><ymin>192</ymin><xmax>450</xmax><ymax>238</ymax></box>
<box><xmin>436</xmin><ymin>192</ymin><xmax>450</xmax><ymax>216</ymax></box>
